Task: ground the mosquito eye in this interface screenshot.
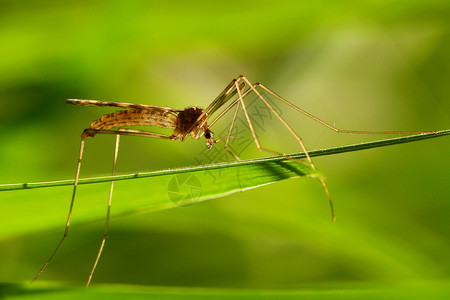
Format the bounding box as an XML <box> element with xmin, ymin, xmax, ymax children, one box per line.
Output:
<box><xmin>205</xmin><ymin>132</ymin><xmax>212</xmax><ymax>139</ymax></box>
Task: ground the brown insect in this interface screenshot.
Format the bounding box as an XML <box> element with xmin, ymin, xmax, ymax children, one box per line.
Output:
<box><xmin>32</xmin><ymin>75</ymin><xmax>432</xmax><ymax>286</ymax></box>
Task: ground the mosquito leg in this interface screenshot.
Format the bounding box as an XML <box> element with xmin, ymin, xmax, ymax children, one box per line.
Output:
<box><xmin>234</xmin><ymin>78</ymin><xmax>335</xmax><ymax>221</ymax></box>
<box><xmin>258</xmin><ymin>83</ymin><xmax>437</xmax><ymax>135</ymax></box>
<box><xmin>181</xmin><ymin>81</ymin><xmax>247</xmax><ymax>144</ymax></box>
<box><xmin>203</xmin><ymin>78</ymin><xmax>238</xmax><ymax>113</ymax></box>
<box><xmin>84</xmin><ymin>128</ymin><xmax>174</xmax><ymax>140</ymax></box>
<box><xmin>33</xmin><ymin>127</ymin><xmax>172</xmax><ymax>284</ymax></box>
<box><xmin>86</xmin><ymin>133</ymin><xmax>120</xmax><ymax>287</ymax></box>
<box><xmin>32</xmin><ymin>133</ymin><xmax>88</xmax><ymax>283</ymax></box>
<box><xmin>208</xmin><ymin>83</ymin><xmax>253</xmax><ymax>128</ymax></box>
<box><xmin>220</xmin><ymin>81</ymin><xmax>251</xmax><ymax>161</ymax></box>
<box><xmin>223</xmin><ymin>101</ymin><xmax>242</xmax><ymax>161</ymax></box>
<box><xmin>181</xmin><ymin>78</ymin><xmax>241</xmax><ymax>140</ymax></box>
<box><xmin>84</xmin><ymin>128</ymin><xmax>172</xmax><ymax>286</ymax></box>
<box><xmin>237</xmin><ymin>78</ymin><xmax>315</xmax><ymax>164</ymax></box>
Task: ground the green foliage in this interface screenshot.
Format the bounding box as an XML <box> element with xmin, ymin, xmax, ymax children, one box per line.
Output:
<box><xmin>3</xmin><ymin>281</ymin><xmax>450</xmax><ymax>299</ymax></box>
<box><xmin>0</xmin><ymin>0</ymin><xmax>449</xmax><ymax>298</ymax></box>
<box><xmin>2</xmin><ymin>130</ymin><xmax>446</xmax><ymax>193</ymax></box>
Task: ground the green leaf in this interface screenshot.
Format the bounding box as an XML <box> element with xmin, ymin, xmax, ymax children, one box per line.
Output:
<box><xmin>0</xmin><ymin>130</ymin><xmax>448</xmax><ymax>238</ymax></box>
<box><xmin>1</xmin><ymin>129</ymin><xmax>448</xmax><ymax>192</ymax></box>
<box><xmin>3</xmin><ymin>281</ymin><xmax>450</xmax><ymax>299</ymax></box>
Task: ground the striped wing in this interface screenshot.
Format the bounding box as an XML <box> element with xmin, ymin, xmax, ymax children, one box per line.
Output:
<box><xmin>66</xmin><ymin>99</ymin><xmax>182</xmax><ymax>112</ymax></box>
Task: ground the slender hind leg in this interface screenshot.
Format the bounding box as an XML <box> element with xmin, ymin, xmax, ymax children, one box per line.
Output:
<box><xmin>32</xmin><ymin>132</ymin><xmax>88</xmax><ymax>283</ymax></box>
<box><xmin>86</xmin><ymin>134</ymin><xmax>120</xmax><ymax>287</ymax></box>
<box><xmin>32</xmin><ymin>127</ymin><xmax>174</xmax><ymax>284</ymax></box>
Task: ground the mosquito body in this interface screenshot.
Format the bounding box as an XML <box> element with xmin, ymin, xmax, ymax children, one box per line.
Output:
<box><xmin>33</xmin><ymin>75</ymin><xmax>433</xmax><ymax>287</ymax></box>
<box><xmin>70</xmin><ymin>100</ymin><xmax>216</xmax><ymax>147</ymax></box>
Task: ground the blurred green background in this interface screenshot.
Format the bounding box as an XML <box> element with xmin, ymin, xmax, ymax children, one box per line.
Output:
<box><xmin>0</xmin><ymin>0</ymin><xmax>449</xmax><ymax>297</ymax></box>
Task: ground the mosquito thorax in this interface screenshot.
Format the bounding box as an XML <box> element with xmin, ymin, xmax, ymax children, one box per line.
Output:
<box><xmin>175</xmin><ymin>107</ymin><xmax>207</xmax><ymax>139</ymax></box>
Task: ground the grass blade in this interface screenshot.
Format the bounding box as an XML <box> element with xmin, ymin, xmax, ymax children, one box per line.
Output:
<box><xmin>0</xmin><ymin>130</ymin><xmax>447</xmax><ymax>237</ymax></box>
<box><xmin>0</xmin><ymin>130</ymin><xmax>447</xmax><ymax>192</ymax></box>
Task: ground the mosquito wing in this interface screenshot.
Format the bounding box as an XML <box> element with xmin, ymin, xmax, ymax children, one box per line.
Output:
<box><xmin>66</xmin><ymin>99</ymin><xmax>182</xmax><ymax>112</ymax></box>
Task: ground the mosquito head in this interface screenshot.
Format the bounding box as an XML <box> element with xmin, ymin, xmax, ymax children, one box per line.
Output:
<box><xmin>204</xmin><ymin>129</ymin><xmax>214</xmax><ymax>149</ymax></box>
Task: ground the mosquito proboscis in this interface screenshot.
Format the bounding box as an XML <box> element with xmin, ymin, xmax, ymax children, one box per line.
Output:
<box><xmin>32</xmin><ymin>75</ymin><xmax>437</xmax><ymax>286</ymax></box>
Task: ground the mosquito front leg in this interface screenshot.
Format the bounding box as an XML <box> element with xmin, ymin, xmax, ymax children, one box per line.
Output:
<box><xmin>234</xmin><ymin>77</ymin><xmax>335</xmax><ymax>221</ymax></box>
<box><xmin>223</xmin><ymin>101</ymin><xmax>242</xmax><ymax>161</ymax></box>
<box><xmin>203</xmin><ymin>78</ymin><xmax>238</xmax><ymax>114</ymax></box>
<box><xmin>184</xmin><ymin>79</ymin><xmax>248</xmax><ymax>141</ymax></box>
<box><xmin>208</xmin><ymin>83</ymin><xmax>254</xmax><ymax>129</ymax></box>
<box><xmin>219</xmin><ymin>82</ymin><xmax>250</xmax><ymax>161</ymax></box>
<box><xmin>181</xmin><ymin>78</ymin><xmax>240</xmax><ymax>140</ymax></box>
<box><xmin>258</xmin><ymin>84</ymin><xmax>437</xmax><ymax>135</ymax></box>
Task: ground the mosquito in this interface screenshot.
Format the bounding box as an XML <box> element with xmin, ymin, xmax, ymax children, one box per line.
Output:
<box><xmin>32</xmin><ymin>75</ymin><xmax>435</xmax><ymax>287</ymax></box>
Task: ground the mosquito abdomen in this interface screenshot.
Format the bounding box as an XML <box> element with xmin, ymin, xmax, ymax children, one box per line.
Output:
<box><xmin>89</xmin><ymin>110</ymin><xmax>178</xmax><ymax>131</ymax></box>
